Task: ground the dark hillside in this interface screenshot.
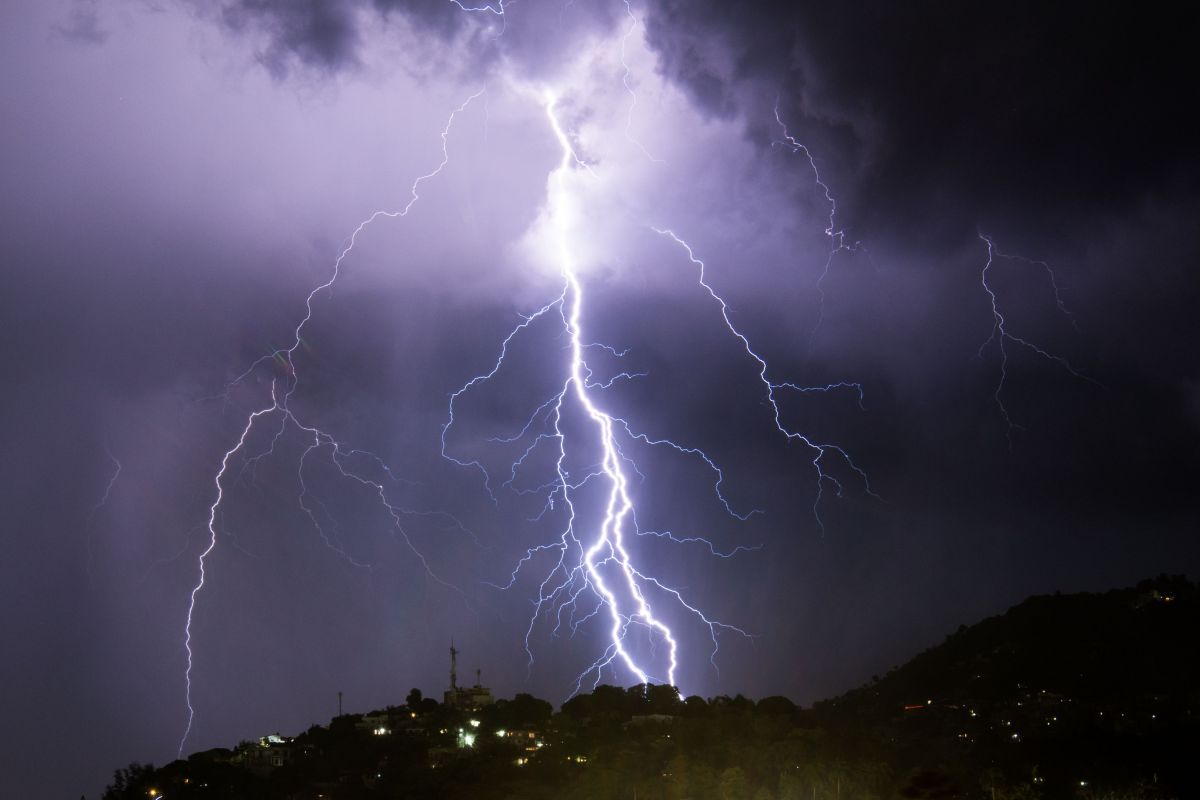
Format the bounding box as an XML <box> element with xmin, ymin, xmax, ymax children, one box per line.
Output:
<box><xmin>101</xmin><ymin>577</ymin><xmax>1199</xmax><ymax>799</ymax></box>
<box><xmin>813</xmin><ymin>575</ymin><xmax>1200</xmax><ymax>795</ymax></box>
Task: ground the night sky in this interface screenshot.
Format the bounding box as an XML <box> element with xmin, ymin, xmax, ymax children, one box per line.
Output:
<box><xmin>2</xmin><ymin>1</ymin><xmax>1198</xmax><ymax>797</ymax></box>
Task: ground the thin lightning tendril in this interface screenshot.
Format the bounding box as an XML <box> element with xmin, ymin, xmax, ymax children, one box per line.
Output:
<box><xmin>620</xmin><ymin>0</ymin><xmax>661</xmax><ymax>163</ymax></box>
<box><xmin>651</xmin><ymin>228</ymin><xmax>878</xmax><ymax>529</ymax></box>
<box><xmin>178</xmin><ymin>93</ymin><xmax>483</xmax><ymax>756</ymax></box>
<box><xmin>449</xmin><ymin>0</ymin><xmax>509</xmax><ymax>36</ymax></box>
<box><xmin>84</xmin><ymin>447</ymin><xmax>122</xmax><ymax>586</ymax></box>
<box><xmin>976</xmin><ymin>231</ymin><xmax>1097</xmax><ymax>446</ymax></box>
<box><xmin>448</xmin><ymin>0</ymin><xmax>507</xmax><ymax>15</ymax></box>
<box><xmin>773</xmin><ymin>103</ymin><xmax>864</xmax><ymax>335</ymax></box>
<box><xmin>180</xmin><ymin>384</ymin><xmax>280</xmax><ymax>755</ymax></box>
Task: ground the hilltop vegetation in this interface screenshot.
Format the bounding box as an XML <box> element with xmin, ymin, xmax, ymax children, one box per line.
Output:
<box><xmin>102</xmin><ymin>576</ymin><xmax>1199</xmax><ymax>800</ymax></box>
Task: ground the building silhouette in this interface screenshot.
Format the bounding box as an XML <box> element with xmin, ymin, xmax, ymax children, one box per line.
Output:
<box><xmin>442</xmin><ymin>642</ymin><xmax>494</xmax><ymax>709</ymax></box>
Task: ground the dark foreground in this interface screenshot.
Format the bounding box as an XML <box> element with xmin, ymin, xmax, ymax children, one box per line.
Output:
<box><xmin>102</xmin><ymin>576</ymin><xmax>1199</xmax><ymax>799</ymax></box>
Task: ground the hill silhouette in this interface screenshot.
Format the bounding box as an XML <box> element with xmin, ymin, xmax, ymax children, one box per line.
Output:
<box><xmin>810</xmin><ymin>574</ymin><xmax>1199</xmax><ymax>796</ymax></box>
<box><xmin>100</xmin><ymin>576</ymin><xmax>1198</xmax><ymax>799</ymax></box>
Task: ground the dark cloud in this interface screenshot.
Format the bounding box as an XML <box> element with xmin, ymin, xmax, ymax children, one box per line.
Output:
<box><xmin>220</xmin><ymin>0</ymin><xmax>364</xmax><ymax>76</ymax></box>
<box><xmin>636</xmin><ymin>0</ymin><xmax>1200</xmax><ymax>530</ymax></box>
<box><xmin>643</xmin><ymin>0</ymin><xmax>1199</xmax><ymax>244</ymax></box>
<box><xmin>3</xmin><ymin>3</ymin><xmax>1199</xmax><ymax>798</ymax></box>
<box><xmin>205</xmin><ymin>0</ymin><xmax>622</xmax><ymax>80</ymax></box>
<box><xmin>200</xmin><ymin>0</ymin><xmax>1200</xmax><ymax>246</ymax></box>
<box><xmin>54</xmin><ymin>0</ymin><xmax>109</xmax><ymax>45</ymax></box>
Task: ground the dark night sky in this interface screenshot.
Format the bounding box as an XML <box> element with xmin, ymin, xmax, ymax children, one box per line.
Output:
<box><xmin>1</xmin><ymin>1</ymin><xmax>1197</xmax><ymax>797</ymax></box>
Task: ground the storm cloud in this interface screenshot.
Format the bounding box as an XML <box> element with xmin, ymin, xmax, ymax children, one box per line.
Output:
<box><xmin>1</xmin><ymin>2</ymin><xmax>1197</xmax><ymax>798</ymax></box>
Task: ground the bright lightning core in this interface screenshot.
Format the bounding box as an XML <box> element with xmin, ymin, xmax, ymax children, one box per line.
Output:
<box><xmin>442</xmin><ymin>79</ymin><xmax>874</xmax><ymax>691</ymax></box>
<box><xmin>444</xmin><ymin>93</ymin><xmax>716</xmax><ymax>690</ymax></box>
<box><xmin>179</xmin><ymin>4</ymin><xmax>875</xmax><ymax>750</ymax></box>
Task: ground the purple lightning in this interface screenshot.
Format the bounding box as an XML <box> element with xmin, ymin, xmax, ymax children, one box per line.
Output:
<box><xmin>773</xmin><ymin>102</ymin><xmax>864</xmax><ymax>334</ymax></box>
<box><xmin>84</xmin><ymin>447</ymin><xmax>122</xmax><ymax>586</ymax></box>
<box><xmin>179</xmin><ymin>384</ymin><xmax>279</xmax><ymax>754</ymax></box>
<box><xmin>180</xmin><ymin>1</ymin><xmax>883</xmax><ymax>733</ymax></box>
<box><xmin>976</xmin><ymin>231</ymin><xmax>1097</xmax><ymax>446</ymax></box>
<box><xmin>652</xmin><ymin>227</ymin><xmax>877</xmax><ymax>529</ymax></box>
<box><xmin>434</xmin><ymin>6</ymin><xmax>881</xmax><ymax>692</ymax></box>
<box><xmin>443</xmin><ymin>93</ymin><xmax>762</xmax><ymax>693</ymax></box>
<box><xmin>178</xmin><ymin>93</ymin><xmax>483</xmax><ymax>755</ymax></box>
<box><xmin>448</xmin><ymin>0</ymin><xmax>506</xmax><ymax>14</ymax></box>
<box><xmin>619</xmin><ymin>0</ymin><xmax>661</xmax><ymax>163</ymax></box>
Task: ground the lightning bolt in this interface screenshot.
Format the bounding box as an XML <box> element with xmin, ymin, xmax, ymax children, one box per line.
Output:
<box><xmin>448</xmin><ymin>0</ymin><xmax>509</xmax><ymax>35</ymax></box>
<box><xmin>976</xmin><ymin>231</ymin><xmax>1097</xmax><ymax>446</ymax></box>
<box><xmin>773</xmin><ymin>102</ymin><xmax>864</xmax><ymax>335</ymax></box>
<box><xmin>443</xmin><ymin>93</ymin><xmax>764</xmax><ymax>693</ymax></box>
<box><xmin>448</xmin><ymin>0</ymin><xmax>506</xmax><ymax>14</ymax></box>
<box><xmin>180</xmin><ymin>2</ymin><xmax>881</xmax><ymax>734</ymax></box>
<box><xmin>651</xmin><ymin>227</ymin><xmax>878</xmax><ymax>529</ymax></box>
<box><xmin>178</xmin><ymin>93</ymin><xmax>483</xmax><ymax>755</ymax></box>
<box><xmin>160</xmin><ymin>0</ymin><xmax>1120</xmax><ymax>745</ymax></box>
<box><xmin>619</xmin><ymin>0</ymin><xmax>661</xmax><ymax>163</ymax></box>
<box><xmin>179</xmin><ymin>384</ymin><xmax>279</xmax><ymax>755</ymax></box>
<box><xmin>84</xmin><ymin>446</ymin><xmax>122</xmax><ymax>586</ymax></box>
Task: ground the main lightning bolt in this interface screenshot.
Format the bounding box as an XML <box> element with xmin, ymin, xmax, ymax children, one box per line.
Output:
<box><xmin>178</xmin><ymin>93</ymin><xmax>482</xmax><ymax>755</ymax></box>
<box><xmin>547</xmin><ymin>95</ymin><xmax>704</xmax><ymax>689</ymax></box>
<box><xmin>442</xmin><ymin>77</ymin><xmax>880</xmax><ymax>693</ymax></box>
<box><xmin>181</xmin><ymin>1</ymin><xmax>882</xmax><ymax>733</ymax></box>
<box><xmin>435</xmin><ymin>2</ymin><xmax>883</xmax><ymax>691</ymax></box>
<box><xmin>444</xmin><ymin>93</ymin><xmax>762</xmax><ymax>692</ymax></box>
